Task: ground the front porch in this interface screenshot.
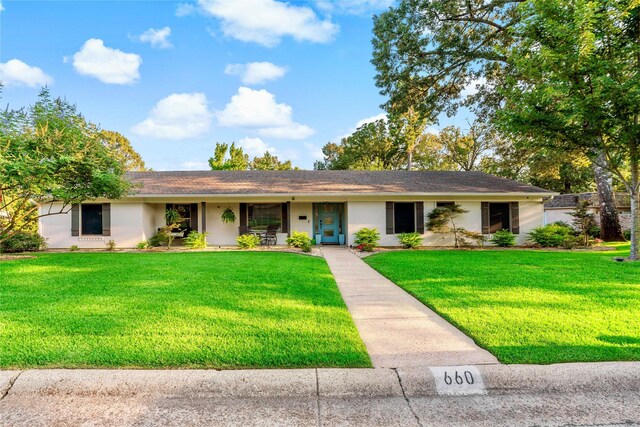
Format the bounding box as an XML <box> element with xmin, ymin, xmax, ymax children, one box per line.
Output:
<box><xmin>144</xmin><ymin>201</ymin><xmax>348</xmax><ymax>247</ymax></box>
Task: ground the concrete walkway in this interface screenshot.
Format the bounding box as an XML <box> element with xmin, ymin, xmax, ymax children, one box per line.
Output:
<box><xmin>2</xmin><ymin>363</ymin><xmax>640</xmax><ymax>426</ymax></box>
<box><xmin>322</xmin><ymin>247</ymin><xmax>498</xmax><ymax>368</ymax></box>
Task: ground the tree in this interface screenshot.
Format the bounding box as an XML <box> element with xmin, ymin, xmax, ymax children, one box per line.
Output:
<box><xmin>208</xmin><ymin>142</ymin><xmax>249</xmax><ymax>170</ymax></box>
<box><xmin>372</xmin><ymin>0</ymin><xmax>624</xmax><ymax>241</ymax></box>
<box><xmin>426</xmin><ymin>204</ymin><xmax>474</xmax><ymax>248</ymax></box>
<box><xmin>570</xmin><ymin>200</ymin><xmax>597</xmax><ymax>247</ymax></box>
<box><xmin>98</xmin><ymin>130</ymin><xmax>147</xmax><ymax>171</ymax></box>
<box><xmin>250</xmin><ymin>151</ymin><xmax>295</xmax><ymax>170</ymax></box>
<box><xmin>438</xmin><ymin>124</ymin><xmax>491</xmax><ymax>171</ymax></box>
<box><xmin>497</xmin><ymin>0</ymin><xmax>639</xmax><ymax>258</ymax></box>
<box><xmin>0</xmin><ymin>88</ymin><xmax>132</xmax><ymax>243</ymax></box>
<box><xmin>315</xmin><ymin>119</ymin><xmax>402</xmax><ymax>170</ymax></box>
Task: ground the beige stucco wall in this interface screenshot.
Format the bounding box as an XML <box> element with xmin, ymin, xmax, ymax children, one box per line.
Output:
<box><xmin>347</xmin><ymin>198</ymin><xmax>544</xmax><ymax>247</ymax></box>
<box><xmin>40</xmin><ymin>202</ymin><xmax>146</xmax><ymax>249</ymax></box>
<box><xmin>40</xmin><ymin>197</ymin><xmax>546</xmax><ymax>248</ymax></box>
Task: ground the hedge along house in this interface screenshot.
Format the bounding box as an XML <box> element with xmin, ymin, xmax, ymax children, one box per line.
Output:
<box><xmin>39</xmin><ymin>170</ymin><xmax>556</xmax><ymax>249</ymax></box>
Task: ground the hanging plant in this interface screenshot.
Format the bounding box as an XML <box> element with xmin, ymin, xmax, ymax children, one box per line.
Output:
<box><xmin>221</xmin><ymin>207</ymin><xmax>236</xmax><ymax>224</ymax></box>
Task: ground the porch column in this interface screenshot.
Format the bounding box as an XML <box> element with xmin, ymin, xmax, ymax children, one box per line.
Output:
<box><xmin>201</xmin><ymin>202</ymin><xmax>206</xmax><ymax>233</ymax></box>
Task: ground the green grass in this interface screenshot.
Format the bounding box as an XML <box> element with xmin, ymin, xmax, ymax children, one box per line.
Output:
<box><xmin>365</xmin><ymin>243</ymin><xmax>640</xmax><ymax>364</ymax></box>
<box><xmin>0</xmin><ymin>252</ymin><xmax>370</xmax><ymax>369</ymax></box>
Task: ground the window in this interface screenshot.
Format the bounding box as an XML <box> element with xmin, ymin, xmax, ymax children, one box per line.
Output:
<box><xmin>394</xmin><ymin>202</ymin><xmax>415</xmax><ymax>233</ymax></box>
<box><xmin>81</xmin><ymin>204</ymin><xmax>102</xmax><ymax>235</ymax></box>
<box><xmin>248</xmin><ymin>203</ymin><xmax>282</xmax><ymax>231</ymax></box>
<box><xmin>171</xmin><ymin>204</ymin><xmax>191</xmax><ymax>229</ymax></box>
<box><xmin>436</xmin><ymin>202</ymin><xmax>455</xmax><ymax>209</ymax></box>
<box><xmin>489</xmin><ymin>203</ymin><xmax>510</xmax><ymax>233</ymax></box>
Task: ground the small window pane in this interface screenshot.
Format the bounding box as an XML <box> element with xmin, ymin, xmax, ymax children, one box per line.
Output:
<box><xmin>248</xmin><ymin>203</ymin><xmax>282</xmax><ymax>231</ymax></box>
<box><xmin>81</xmin><ymin>204</ymin><xmax>102</xmax><ymax>235</ymax></box>
<box><xmin>394</xmin><ymin>202</ymin><xmax>415</xmax><ymax>234</ymax></box>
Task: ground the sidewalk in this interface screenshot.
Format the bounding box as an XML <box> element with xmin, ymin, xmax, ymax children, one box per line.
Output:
<box><xmin>322</xmin><ymin>247</ymin><xmax>498</xmax><ymax>367</ymax></box>
<box><xmin>2</xmin><ymin>363</ymin><xmax>639</xmax><ymax>426</ymax></box>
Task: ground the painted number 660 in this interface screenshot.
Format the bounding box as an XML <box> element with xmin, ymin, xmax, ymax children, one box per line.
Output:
<box><xmin>444</xmin><ymin>370</ymin><xmax>474</xmax><ymax>385</ymax></box>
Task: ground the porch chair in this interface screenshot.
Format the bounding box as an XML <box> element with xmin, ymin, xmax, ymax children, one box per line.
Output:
<box><xmin>261</xmin><ymin>224</ymin><xmax>279</xmax><ymax>246</ymax></box>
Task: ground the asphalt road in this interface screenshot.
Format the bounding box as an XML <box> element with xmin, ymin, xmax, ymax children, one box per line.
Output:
<box><xmin>1</xmin><ymin>363</ymin><xmax>639</xmax><ymax>426</ymax></box>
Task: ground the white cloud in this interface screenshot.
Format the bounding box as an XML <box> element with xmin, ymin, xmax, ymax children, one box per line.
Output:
<box><xmin>355</xmin><ymin>113</ymin><xmax>387</xmax><ymax>128</ymax></box>
<box><xmin>304</xmin><ymin>143</ymin><xmax>324</xmax><ymax>161</ymax></box>
<box><xmin>137</xmin><ymin>27</ymin><xmax>172</xmax><ymax>49</ymax></box>
<box><xmin>316</xmin><ymin>0</ymin><xmax>394</xmax><ymax>15</ymax></box>
<box><xmin>461</xmin><ymin>77</ymin><xmax>487</xmax><ymax>98</ymax></box>
<box><xmin>198</xmin><ymin>0</ymin><xmax>338</xmax><ymax>47</ymax></box>
<box><xmin>0</xmin><ymin>1</ymin><xmax>4</xmax><ymax>12</ymax></box>
<box><xmin>237</xmin><ymin>137</ymin><xmax>276</xmax><ymax>157</ymax></box>
<box><xmin>0</xmin><ymin>59</ymin><xmax>53</xmax><ymax>87</ymax></box>
<box><xmin>224</xmin><ymin>62</ymin><xmax>287</xmax><ymax>85</ymax></box>
<box><xmin>180</xmin><ymin>160</ymin><xmax>209</xmax><ymax>170</ymax></box>
<box><xmin>72</xmin><ymin>39</ymin><xmax>142</xmax><ymax>85</ymax></box>
<box><xmin>175</xmin><ymin>2</ymin><xmax>196</xmax><ymax>16</ymax></box>
<box><xmin>132</xmin><ymin>93</ymin><xmax>213</xmax><ymax>139</ymax></box>
<box><xmin>216</xmin><ymin>87</ymin><xmax>315</xmax><ymax>140</ymax></box>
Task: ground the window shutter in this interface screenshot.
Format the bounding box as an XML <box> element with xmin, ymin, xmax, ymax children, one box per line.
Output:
<box><xmin>386</xmin><ymin>202</ymin><xmax>394</xmax><ymax>234</ymax></box>
<box><xmin>201</xmin><ymin>202</ymin><xmax>207</xmax><ymax>233</ymax></box>
<box><xmin>510</xmin><ymin>202</ymin><xmax>520</xmax><ymax>234</ymax></box>
<box><xmin>416</xmin><ymin>202</ymin><xmax>424</xmax><ymax>234</ymax></box>
<box><xmin>101</xmin><ymin>203</ymin><xmax>111</xmax><ymax>236</ymax></box>
<box><xmin>481</xmin><ymin>202</ymin><xmax>490</xmax><ymax>234</ymax></box>
<box><xmin>281</xmin><ymin>202</ymin><xmax>290</xmax><ymax>235</ymax></box>
<box><xmin>190</xmin><ymin>203</ymin><xmax>198</xmax><ymax>232</ymax></box>
<box><xmin>71</xmin><ymin>204</ymin><xmax>80</xmax><ymax>236</ymax></box>
<box><xmin>239</xmin><ymin>203</ymin><xmax>247</xmax><ymax>227</ymax></box>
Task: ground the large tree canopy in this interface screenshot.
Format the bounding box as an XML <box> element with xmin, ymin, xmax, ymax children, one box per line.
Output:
<box><xmin>0</xmin><ymin>89</ymin><xmax>132</xmax><ymax>242</ymax></box>
<box><xmin>98</xmin><ymin>130</ymin><xmax>148</xmax><ymax>172</ymax></box>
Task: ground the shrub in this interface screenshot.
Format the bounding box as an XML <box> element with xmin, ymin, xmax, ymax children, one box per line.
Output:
<box><xmin>69</xmin><ymin>244</ymin><xmax>79</xmax><ymax>252</ymax></box>
<box><xmin>148</xmin><ymin>231</ymin><xmax>166</xmax><ymax>247</ymax></box>
<box><xmin>105</xmin><ymin>240</ymin><xmax>116</xmax><ymax>251</ymax></box>
<box><xmin>490</xmin><ymin>229</ymin><xmax>516</xmax><ymax>247</ymax></box>
<box><xmin>560</xmin><ymin>234</ymin><xmax>581</xmax><ymax>249</ymax></box>
<box><xmin>624</xmin><ymin>229</ymin><xmax>632</xmax><ymax>241</ymax></box>
<box><xmin>528</xmin><ymin>224</ymin><xmax>573</xmax><ymax>247</ymax></box>
<box><xmin>184</xmin><ymin>231</ymin><xmax>208</xmax><ymax>249</ymax></box>
<box><xmin>461</xmin><ymin>230</ymin><xmax>486</xmax><ymax>246</ymax></box>
<box><xmin>237</xmin><ymin>233</ymin><xmax>261</xmax><ymax>249</ymax></box>
<box><xmin>397</xmin><ymin>232</ymin><xmax>422</xmax><ymax>249</ymax></box>
<box><xmin>136</xmin><ymin>241</ymin><xmax>149</xmax><ymax>250</ymax></box>
<box><xmin>0</xmin><ymin>232</ymin><xmax>47</xmax><ymax>253</ymax></box>
<box><xmin>354</xmin><ymin>228</ymin><xmax>380</xmax><ymax>252</ymax></box>
<box><xmin>286</xmin><ymin>231</ymin><xmax>312</xmax><ymax>253</ymax></box>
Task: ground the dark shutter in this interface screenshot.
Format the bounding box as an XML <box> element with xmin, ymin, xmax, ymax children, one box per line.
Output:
<box><xmin>281</xmin><ymin>202</ymin><xmax>290</xmax><ymax>235</ymax></box>
<box><xmin>201</xmin><ymin>202</ymin><xmax>207</xmax><ymax>233</ymax></box>
<box><xmin>510</xmin><ymin>202</ymin><xmax>520</xmax><ymax>234</ymax></box>
<box><xmin>71</xmin><ymin>204</ymin><xmax>80</xmax><ymax>236</ymax></box>
<box><xmin>101</xmin><ymin>203</ymin><xmax>111</xmax><ymax>236</ymax></box>
<box><xmin>239</xmin><ymin>203</ymin><xmax>247</xmax><ymax>227</ymax></box>
<box><xmin>416</xmin><ymin>202</ymin><xmax>424</xmax><ymax>234</ymax></box>
<box><xmin>481</xmin><ymin>202</ymin><xmax>490</xmax><ymax>234</ymax></box>
<box><xmin>386</xmin><ymin>202</ymin><xmax>394</xmax><ymax>234</ymax></box>
<box><xmin>190</xmin><ymin>203</ymin><xmax>198</xmax><ymax>232</ymax></box>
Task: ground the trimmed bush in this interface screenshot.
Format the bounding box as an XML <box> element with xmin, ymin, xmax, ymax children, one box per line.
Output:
<box><xmin>136</xmin><ymin>241</ymin><xmax>149</xmax><ymax>250</ymax></box>
<box><xmin>528</xmin><ymin>224</ymin><xmax>573</xmax><ymax>247</ymax></box>
<box><xmin>237</xmin><ymin>234</ymin><xmax>261</xmax><ymax>249</ymax></box>
<box><xmin>624</xmin><ymin>229</ymin><xmax>632</xmax><ymax>241</ymax></box>
<box><xmin>69</xmin><ymin>245</ymin><xmax>79</xmax><ymax>252</ymax></box>
<box><xmin>286</xmin><ymin>231</ymin><xmax>312</xmax><ymax>253</ymax></box>
<box><xmin>0</xmin><ymin>232</ymin><xmax>47</xmax><ymax>253</ymax></box>
<box><xmin>354</xmin><ymin>228</ymin><xmax>380</xmax><ymax>252</ymax></box>
<box><xmin>105</xmin><ymin>240</ymin><xmax>116</xmax><ymax>251</ymax></box>
<box><xmin>490</xmin><ymin>229</ymin><xmax>516</xmax><ymax>247</ymax></box>
<box><xmin>397</xmin><ymin>232</ymin><xmax>422</xmax><ymax>249</ymax></box>
<box><xmin>148</xmin><ymin>231</ymin><xmax>167</xmax><ymax>247</ymax></box>
<box><xmin>184</xmin><ymin>231</ymin><xmax>209</xmax><ymax>249</ymax></box>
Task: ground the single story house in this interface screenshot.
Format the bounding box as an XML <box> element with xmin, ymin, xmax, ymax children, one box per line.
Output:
<box><xmin>39</xmin><ymin>170</ymin><xmax>555</xmax><ymax>248</ymax></box>
<box><xmin>544</xmin><ymin>192</ymin><xmax>632</xmax><ymax>230</ymax></box>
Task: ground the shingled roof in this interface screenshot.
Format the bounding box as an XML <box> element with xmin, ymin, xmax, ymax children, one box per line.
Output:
<box><xmin>126</xmin><ymin>170</ymin><xmax>554</xmax><ymax>196</ymax></box>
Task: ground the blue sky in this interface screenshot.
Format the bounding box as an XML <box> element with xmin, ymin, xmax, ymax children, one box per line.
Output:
<box><xmin>0</xmin><ymin>0</ymin><xmax>467</xmax><ymax>170</ymax></box>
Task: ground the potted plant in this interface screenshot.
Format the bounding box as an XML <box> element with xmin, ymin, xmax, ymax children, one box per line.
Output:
<box><xmin>221</xmin><ymin>207</ymin><xmax>236</xmax><ymax>224</ymax></box>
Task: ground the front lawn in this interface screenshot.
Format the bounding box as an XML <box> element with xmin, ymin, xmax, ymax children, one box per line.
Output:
<box><xmin>0</xmin><ymin>252</ymin><xmax>370</xmax><ymax>369</ymax></box>
<box><xmin>365</xmin><ymin>244</ymin><xmax>640</xmax><ymax>364</ymax></box>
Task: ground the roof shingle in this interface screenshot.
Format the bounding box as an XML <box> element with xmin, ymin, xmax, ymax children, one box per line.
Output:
<box><xmin>126</xmin><ymin>170</ymin><xmax>554</xmax><ymax>196</ymax></box>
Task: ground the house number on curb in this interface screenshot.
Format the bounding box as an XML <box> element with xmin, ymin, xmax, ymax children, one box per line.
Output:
<box><xmin>430</xmin><ymin>366</ymin><xmax>487</xmax><ymax>396</ymax></box>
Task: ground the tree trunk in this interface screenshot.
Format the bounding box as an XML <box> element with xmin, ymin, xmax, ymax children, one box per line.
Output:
<box><xmin>407</xmin><ymin>150</ymin><xmax>413</xmax><ymax>171</ymax></box>
<box><xmin>629</xmin><ymin>142</ymin><xmax>639</xmax><ymax>260</ymax></box>
<box><xmin>592</xmin><ymin>150</ymin><xmax>624</xmax><ymax>241</ymax></box>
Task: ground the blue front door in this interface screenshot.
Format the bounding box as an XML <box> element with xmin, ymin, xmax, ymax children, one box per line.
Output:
<box><xmin>317</xmin><ymin>204</ymin><xmax>340</xmax><ymax>244</ymax></box>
